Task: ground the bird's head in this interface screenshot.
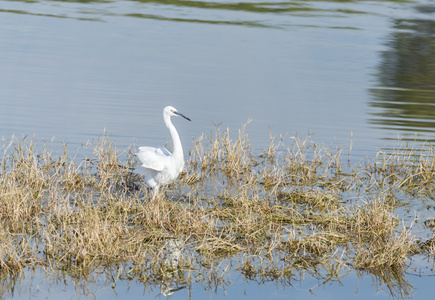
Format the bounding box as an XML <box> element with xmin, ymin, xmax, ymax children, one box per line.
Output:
<box><xmin>164</xmin><ymin>106</ymin><xmax>191</xmax><ymax>121</ymax></box>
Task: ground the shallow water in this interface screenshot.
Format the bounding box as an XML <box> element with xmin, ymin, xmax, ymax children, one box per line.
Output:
<box><xmin>1</xmin><ymin>0</ymin><xmax>435</xmax><ymax>299</ymax></box>
<box><xmin>6</xmin><ymin>265</ymin><xmax>435</xmax><ymax>300</ymax></box>
<box><xmin>0</xmin><ymin>269</ymin><xmax>426</xmax><ymax>300</ymax></box>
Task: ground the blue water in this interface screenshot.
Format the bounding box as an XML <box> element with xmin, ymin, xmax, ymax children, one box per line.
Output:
<box><xmin>2</xmin><ymin>0</ymin><xmax>433</xmax><ymax>158</ymax></box>
<box><xmin>9</xmin><ymin>266</ymin><xmax>435</xmax><ymax>299</ymax></box>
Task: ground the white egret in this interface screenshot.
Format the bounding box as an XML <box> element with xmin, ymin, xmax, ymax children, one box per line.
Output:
<box><xmin>136</xmin><ymin>106</ymin><xmax>191</xmax><ymax>196</ymax></box>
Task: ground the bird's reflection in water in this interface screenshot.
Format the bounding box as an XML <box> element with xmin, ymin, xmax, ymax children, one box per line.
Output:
<box><xmin>157</xmin><ymin>239</ymin><xmax>187</xmax><ymax>298</ymax></box>
<box><xmin>159</xmin><ymin>284</ymin><xmax>186</xmax><ymax>297</ymax></box>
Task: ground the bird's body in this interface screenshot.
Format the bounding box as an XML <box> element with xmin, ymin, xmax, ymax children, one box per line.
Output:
<box><xmin>136</xmin><ymin>106</ymin><xmax>191</xmax><ymax>195</ymax></box>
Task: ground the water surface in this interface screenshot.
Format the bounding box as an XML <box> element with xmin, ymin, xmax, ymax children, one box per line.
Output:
<box><xmin>3</xmin><ymin>0</ymin><xmax>432</xmax><ymax>155</ymax></box>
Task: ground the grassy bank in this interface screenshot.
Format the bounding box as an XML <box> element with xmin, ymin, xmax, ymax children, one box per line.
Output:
<box><xmin>0</xmin><ymin>127</ymin><xmax>434</xmax><ymax>298</ymax></box>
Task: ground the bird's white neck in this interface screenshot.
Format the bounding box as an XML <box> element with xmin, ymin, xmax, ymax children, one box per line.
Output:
<box><xmin>164</xmin><ymin>113</ymin><xmax>184</xmax><ymax>160</ymax></box>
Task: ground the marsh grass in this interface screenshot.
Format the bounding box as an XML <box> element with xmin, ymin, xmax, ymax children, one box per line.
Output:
<box><xmin>0</xmin><ymin>127</ymin><xmax>433</xmax><ymax>299</ymax></box>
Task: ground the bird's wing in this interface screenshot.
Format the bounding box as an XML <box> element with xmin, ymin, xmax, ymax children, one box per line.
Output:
<box><xmin>156</xmin><ymin>147</ymin><xmax>172</xmax><ymax>157</ymax></box>
<box><xmin>136</xmin><ymin>147</ymin><xmax>171</xmax><ymax>171</ymax></box>
<box><xmin>138</xmin><ymin>146</ymin><xmax>172</xmax><ymax>157</ymax></box>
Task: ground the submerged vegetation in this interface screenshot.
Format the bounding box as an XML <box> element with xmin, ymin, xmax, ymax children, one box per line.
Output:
<box><xmin>0</xmin><ymin>125</ymin><xmax>435</xmax><ymax>299</ymax></box>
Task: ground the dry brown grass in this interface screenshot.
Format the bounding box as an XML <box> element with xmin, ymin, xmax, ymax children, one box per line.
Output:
<box><xmin>0</xmin><ymin>127</ymin><xmax>433</xmax><ymax>298</ymax></box>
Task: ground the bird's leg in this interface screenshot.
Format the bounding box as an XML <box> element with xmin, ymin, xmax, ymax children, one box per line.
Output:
<box><xmin>151</xmin><ymin>186</ymin><xmax>160</xmax><ymax>200</ymax></box>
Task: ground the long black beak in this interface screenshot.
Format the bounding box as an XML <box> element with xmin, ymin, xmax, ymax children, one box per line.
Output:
<box><xmin>174</xmin><ymin>111</ymin><xmax>191</xmax><ymax>121</ymax></box>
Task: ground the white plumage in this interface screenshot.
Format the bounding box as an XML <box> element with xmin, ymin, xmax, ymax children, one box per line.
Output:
<box><xmin>136</xmin><ymin>106</ymin><xmax>191</xmax><ymax>195</ymax></box>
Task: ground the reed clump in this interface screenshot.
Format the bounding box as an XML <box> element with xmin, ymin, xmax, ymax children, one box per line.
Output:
<box><xmin>0</xmin><ymin>127</ymin><xmax>433</xmax><ymax>299</ymax></box>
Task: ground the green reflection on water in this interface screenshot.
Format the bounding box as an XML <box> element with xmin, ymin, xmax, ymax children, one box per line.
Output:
<box><xmin>0</xmin><ymin>8</ymin><xmax>102</xmax><ymax>20</ymax></box>
<box><xmin>0</xmin><ymin>0</ymin><xmax>410</xmax><ymax>26</ymax></box>
<box><xmin>124</xmin><ymin>12</ymin><xmax>271</xmax><ymax>27</ymax></box>
<box><xmin>370</xmin><ymin>17</ymin><xmax>435</xmax><ymax>138</ymax></box>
